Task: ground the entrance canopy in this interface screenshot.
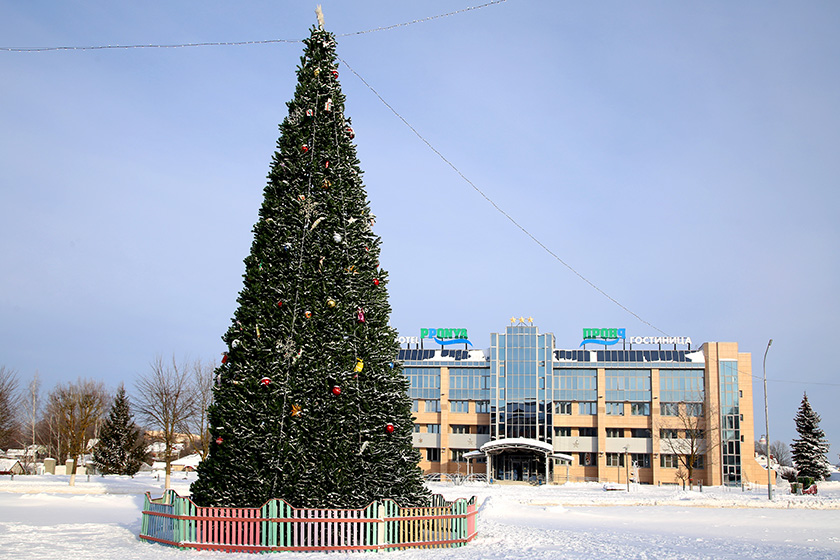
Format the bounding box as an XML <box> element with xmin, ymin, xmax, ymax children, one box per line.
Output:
<box><xmin>480</xmin><ymin>438</ymin><xmax>553</xmax><ymax>456</ymax></box>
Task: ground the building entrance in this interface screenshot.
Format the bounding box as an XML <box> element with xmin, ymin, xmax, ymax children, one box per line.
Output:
<box><xmin>494</xmin><ymin>451</ymin><xmax>543</xmax><ymax>483</ymax></box>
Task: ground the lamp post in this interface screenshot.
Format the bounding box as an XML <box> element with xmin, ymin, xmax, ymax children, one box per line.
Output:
<box><xmin>763</xmin><ymin>339</ymin><xmax>773</xmax><ymax>500</ymax></box>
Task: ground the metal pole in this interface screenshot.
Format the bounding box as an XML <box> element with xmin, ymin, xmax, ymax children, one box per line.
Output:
<box><xmin>763</xmin><ymin>339</ymin><xmax>773</xmax><ymax>500</ymax></box>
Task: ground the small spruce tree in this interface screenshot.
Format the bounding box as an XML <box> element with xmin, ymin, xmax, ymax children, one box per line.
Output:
<box><xmin>790</xmin><ymin>393</ymin><xmax>831</xmax><ymax>481</ymax></box>
<box><xmin>190</xmin><ymin>23</ymin><xmax>427</xmax><ymax>509</ymax></box>
<box><xmin>92</xmin><ymin>385</ymin><xmax>148</xmax><ymax>475</ymax></box>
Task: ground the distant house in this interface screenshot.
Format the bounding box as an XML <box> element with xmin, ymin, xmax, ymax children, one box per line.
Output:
<box><xmin>0</xmin><ymin>459</ymin><xmax>25</xmax><ymax>475</ymax></box>
<box><xmin>171</xmin><ymin>453</ymin><xmax>202</xmax><ymax>472</ymax></box>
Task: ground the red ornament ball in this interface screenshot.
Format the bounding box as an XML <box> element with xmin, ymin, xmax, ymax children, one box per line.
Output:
<box><xmin>386</xmin><ymin>423</ymin><xmax>395</xmax><ymax>433</ymax></box>
<box><xmin>216</xmin><ymin>436</ymin><xmax>223</xmax><ymax>445</ymax></box>
<box><xmin>373</xmin><ymin>278</ymin><xmax>380</xmax><ymax>286</ymax></box>
<box><xmin>332</xmin><ymin>385</ymin><xmax>341</xmax><ymax>396</ymax></box>
<box><xmin>302</xmin><ymin>145</ymin><xmax>309</xmax><ymax>152</ymax></box>
<box><xmin>277</xmin><ymin>300</ymin><xmax>283</xmax><ymax>307</ymax></box>
<box><xmin>259</xmin><ymin>377</ymin><xmax>271</xmax><ymax>386</ymax></box>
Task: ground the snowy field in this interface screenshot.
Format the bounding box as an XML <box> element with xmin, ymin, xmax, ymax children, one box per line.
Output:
<box><xmin>1</xmin><ymin>473</ymin><xmax>839</xmax><ymax>559</ymax></box>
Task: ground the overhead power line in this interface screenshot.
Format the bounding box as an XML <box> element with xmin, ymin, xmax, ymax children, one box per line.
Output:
<box><xmin>337</xmin><ymin>55</ymin><xmax>667</xmax><ymax>337</ymax></box>
<box><xmin>0</xmin><ymin>1</ymin><xmax>508</xmax><ymax>52</ymax></box>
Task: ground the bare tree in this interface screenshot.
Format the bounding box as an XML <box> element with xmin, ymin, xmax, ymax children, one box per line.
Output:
<box><xmin>179</xmin><ymin>358</ymin><xmax>214</xmax><ymax>461</ymax></box>
<box><xmin>135</xmin><ymin>355</ymin><xmax>196</xmax><ymax>489</ymax></box>
<box><xmin>46</xmin><ymin>378</ymin><xmax>107</xmax><ymax>485</ymax></box>
<box><xmin>657</xmin><ymin>400</ymin><xmax>720</xmax><ymax>487</ymax></box>
<box><xmin>16</xmin><ymin>372</ymin><xmax>41</xmax><ymax>473</ymax></box>
<box><xmin>0</xmin><ymin>366</ymin><xmax>21</xmax><ymax>449</ymax></box>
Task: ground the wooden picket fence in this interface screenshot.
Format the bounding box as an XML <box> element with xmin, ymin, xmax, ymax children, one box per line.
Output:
<box><xmin>140</xmin><ymin>490</ymin><xmax>477</xmax><ymax>553</ymax></box>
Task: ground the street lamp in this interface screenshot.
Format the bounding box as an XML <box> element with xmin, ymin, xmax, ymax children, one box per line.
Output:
<box><xmin>763</xmin><ymin>339</ymin><xmax>773</xmax><ymax>500</ymax></box>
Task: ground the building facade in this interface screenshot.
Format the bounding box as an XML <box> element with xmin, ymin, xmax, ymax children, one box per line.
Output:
<box><xmin>400</xmin><ymin>320</ymin><xmax>769</xmax><ymax>486</ymax></box>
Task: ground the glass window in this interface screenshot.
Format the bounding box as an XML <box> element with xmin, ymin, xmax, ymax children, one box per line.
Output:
<box><xmin>686</xmin><ymin>403</ymin><xmax>703</xmax><ymax>417</ymax></box>
<box><xmin>554</xmin><ymin>401</ymin><xmax>572</xmax><ymax>415</ymax></box>
<box><xmin>578</xmin><ymin>402</ymin><xmax>597</xmax><ymax>415</ymax></box>
<box><xmin>450</xmin><ymin>425</ymin><xmax>469</xmax><ymax>434</ymax></box>
<box><xmin>578</xmin><ymin>427</ymin><xmax>597</xmax><ymax>437</ymax></box>
<box><xmin>580</xmin><ymin>452</ymin><xmax>595</xmax><ymax>466</ymax></box>
<box><xmin>606</xmin><ymin>402</ymin><xmax>624</xmax><ymax>415</ymax></box>
<box><xmin>606</xmin><ymin>428</ymin><xmax>623</xmax><ymax>438</ymax></box>
<box><xmin>450</xmin><ymin>449</ymin><xmax>468</xmax><ymax>462</ymax></box>
<box><xmin>413</xmin><ymin>423</ymin><xmax>420</xmax><ymax>433</ymax></box>
<box><xmin>411</xmin><ymin>400</ymin><xmax>419</xmax><ymax>412</ymax></box>
<box><xmin>660</xmin><ymin>428</ymin><xmax>679</xmax><ymax>439</ymax></box>
<box><xmin>449</xmin><ymin>400</ymin><xmax>469</xmax><ymax>413</ymax></box>
<box><xmin>660</xmin><ymin>454</ymin><xmax>679</xmax><ymax>468</ymax></box>
<box><xmin>606</xmin><ymin>453</ymin><xmax>625</xmax><ymax>467</ymax></box>
<box><xmin>425</xmin><ymin>400</ymin><xmax>441</xmax><ymax>413</ymax></box>
<box><xmin>631</xmin><ymin>402</ymin><xmax>650</xmax><ymax>416</ymax></box>
<box><xmin>554</xmin><ymin>427</ymin><xmax>571</xmax><ymax>437</ymax></box>
<box><xmin>476</xmin><ymin>400</ymin><xmax>491</xmax><ymax>413</ymax></box>
<box><xmin>631</xmin><ymin>453</ymin><xmax>651</xmax><ymax>468</ymax></box>
<box><xmin>630</xmin><ymin>428</ymin><xmax>651</xmax><ymax>438</ymax></box>
<box><xmin>426</xmin><ymin>424</ymin><xmax>440</xmax><ymax>434</ymax></box>
<box><xmin>426</xmin><ymin>448</ymin><xmax>440</xmax><ymax>462</ymax></box>
<box><xmin>476</xmin><ymin>425</ymin><xmax>489</xmax><ymax>434</ymax></box>
<box><xmin>660</xmin><ymin>402</ymin><xmax>679</xmax><ymax>416</ymax></box>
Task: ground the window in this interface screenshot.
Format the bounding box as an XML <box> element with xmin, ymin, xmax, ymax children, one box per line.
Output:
<box><xmin>606</xmin><ymin>453</ymin><xmax>625</xmax><ymax>467</ymax></box>
<box><xmin>554</xmin><ymin>401</ymin><xmax>572</xmax><ymax>415</ymax></box>
<box><xmin>450</xmin><ymin>425</ymin><xmax>469</xmax><ymax>434</ymax></box>
<box><xmin>690</xmin><ymin>455</ymin><xmax>705</xmax><ymax>469</ymax></box>
<box><xmin>631</xmin><ymin>453</ymin><xmax>651</xmax><ymax>468</ymax></box>
<box><xmin>579</xmin><ymin>452</ymin><xmax>595</xmax><ymax>466</ymax></box>
<box><xmin>425</xmin><ymin>400</ymin><xmax>441</xmax><ymax>413</ymax></box>
<box><xmin>660</xmin><ymin>429</ymin><xmax>679</xmax><ymax>439</ymax></box>
<box><xmin>686</xmin><ymin>403</ymin><xmax>703</xmax><ymax>417</ymax></box>
<box><xmin>426</xmin><ymin>424</ymin><xmax>440</xmax><ymax>434</ymax></box>
<box><xmin>606</xmin><ymin>428</ymin><xmax>623</xmax><ymax>438</ymax></box>
<box><xmin>426</xmin><ymin>448</ymin><xmax>440</xmax><ymax>462</ymax></box>
<box><xmin>578</xmin><ymin>427</ymin><xmax>597</xmax><ymax>437</ymax></box>
<box><xmin>605</xmin><ymin>402</ymin><xmax>624</xmax><ymax>415</ymax></box>
<box><xmin>660</xmin><ymin>402</ymin><xmax>679</xmax><ymax>416</ymax></box>
<box><xmin>660</xmin><ymin>454</ymin><xmax>679</xmax><ymax>468</ymax></box>
<box><xmin>631</xmin><ymin>428</ymin><xmax>651</xmax><ymax>438</ymax></box>
<box><xmin>450</xmin><ymin>449</ymin><xmax>468</xmax><ymax>462</ymax></box>
<box><xmin>554</xmin><ymin>427</ymin><xmax>571</xmax><ymax>437</ymax></box>
<box><xmin>475</xmin><ymin>400</ymin><xmax>491</xmax><ymax>413</ymax></box>
<box><xmin>413</xmin><ymin>424</ymin><xmax>420</xmax><ymax>433</ymax></box>
<box><xmin>476</xmin><ymin>425</ymin><xmax>490</xmax><ymax>435</ymax></box>
<box><xmin>578</xmin><ymin>402</ymin><xmax>597</xmax><ymax>415</ymax></box>
<box><xmin>631</xmin><ymin>402</ymin><xmax>650</xmax><ymax>416</ymax></box>
<box><xmin>685</xmin><ymin>429</ymin><xmax>705</xmax><ymax>440</ymax></box>
<box><xmin>412</xmin><ymin>400</ymin><xmax>419</xmax><ymax>412</ymax></box>
<box><xmin>450</xmin><ymin>400</ymin><xmax>469</xmax><ymax>413</ymax></box>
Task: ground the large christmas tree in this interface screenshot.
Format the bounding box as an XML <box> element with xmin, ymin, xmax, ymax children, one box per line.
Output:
<box><xmin>190</xmin><ymin>24</ymin><xmax>427</xmax><ymax>509</ymax></box>
<box><xmin>790</xmin><ymin>393</ymin><xmax>831</xmax><ymax>481</ymax></box>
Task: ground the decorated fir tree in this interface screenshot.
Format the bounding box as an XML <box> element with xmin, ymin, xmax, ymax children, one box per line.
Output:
<box><xmin>190</xmin><ymin>23</ymin><xmax>427</xmax><ymax>509</ymax></box>
<box><xmin>790</xmin><ymin>393</ymin><xmax>831</xmax><ymax>480</ymax></box>
<box><xmin>92</xmin><ymin>385</ymin><xmax>148</xmax><ymax>476</ymax></box>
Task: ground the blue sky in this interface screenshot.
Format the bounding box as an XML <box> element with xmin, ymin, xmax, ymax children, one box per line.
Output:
<box><xmin>2</xmin><ymin>1</ymin><xmax>839</xmax><ymax>457</ymax></box>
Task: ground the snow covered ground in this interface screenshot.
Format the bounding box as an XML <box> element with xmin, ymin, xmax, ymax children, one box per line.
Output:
<box><xmin>1</xmin><ymin>473</ymin><xmax>839</xmax><ymax>559</ymax></box>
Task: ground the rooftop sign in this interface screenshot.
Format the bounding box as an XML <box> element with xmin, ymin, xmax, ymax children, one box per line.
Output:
<box><xmin>421</xmin><ymin>328</ymin><xmax>473</xmax><ymax>347</ymax></box>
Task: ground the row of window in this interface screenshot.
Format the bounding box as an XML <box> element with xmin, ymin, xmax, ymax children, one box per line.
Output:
<box><xmin>572</xmin><ymin>453</ymin><xmax>704</xmax><ymax>469</ymax></box>
<box><xmin>553</xmin><ymin>401</ymin><xmax>696</xmax><ymax>417</ymax></box>
<box><xmin>424</xmin><ymin>448</ymin><xmax>485</xmax><ymax>463</ymax></box>
<box><xmin>412</xmin><ymin>399</ymin><xmax>492</xmax><ymax>413</ymax></box>
<box><xmin>414</xmin><ymin>424</ymin><xmax>490</xmax><ymax>435</ymax></box>
<box><xmin>551</xmin><ymin>428</ymin><xmax>704</xmax><ymax>439</ymax></box>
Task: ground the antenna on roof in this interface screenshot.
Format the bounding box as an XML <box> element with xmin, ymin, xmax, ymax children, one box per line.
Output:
<box><xmin>315</xmin><ymin>5</ymin><xmax>325</xmax><ymax>30</ymax></box>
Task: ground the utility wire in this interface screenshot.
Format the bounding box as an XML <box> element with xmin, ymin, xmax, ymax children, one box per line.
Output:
<box><xmin>0</xmin><ymin>1</ymin><xmax>508</xmax><ymax>52</ymax></box>
<box><xmin>337</xmin><ymin>55</ymin><xmax>667</xmax><ymax>336</ymax></box>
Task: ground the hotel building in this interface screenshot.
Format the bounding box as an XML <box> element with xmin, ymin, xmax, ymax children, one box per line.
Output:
<box><xmin>400</xmin><ymin>319</ymin><xmax>770</xmax><ymax>486</ymax></box>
